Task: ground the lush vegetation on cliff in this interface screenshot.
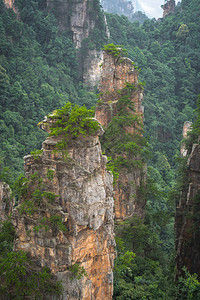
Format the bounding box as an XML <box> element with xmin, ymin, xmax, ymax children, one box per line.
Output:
<box><xmin>105</xmin><ymin>0</ymin><xmax>200</xmax><ymax>298</ymax></box>
<box><xmin>1</xmin><ymin>0</ymin><xmax>200</xmax><ymax>298</ymax></box>
<box><xmin>0</xmin><ymin>0</ymin><xmax>98</xmax><ymax>182</ymax></box>
<box><xmin>0</xmin><ymin>221</ymin><xmax>63</xmax><ymax>298</ymax></box>
<box><xmin>106</xmin><ymin>0</ymin><xmax>200</xmax><ymax>170</ymax></box>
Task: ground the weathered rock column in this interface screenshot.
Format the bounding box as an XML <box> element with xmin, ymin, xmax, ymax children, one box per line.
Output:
<box><xmin>175</xmin><ymin>143</ymin><xmax>200</xmax><ymax>279</ymax></box>
<box><xmin>161</xmin><ymin>0</ymin><xmax>175</xmax><ymax>18</ymax></box>
<box><xmin>96</xmin><ymin>50</ymin><xmax>146</xmax><ymax>221</ymax></box>
<box><xmin>12</xmin><ymin>119</ymin><xmax>115</xmax><ymax>299</ymax></box>
<box><xmin>46</xmin><ymin>0</ymin><xmax>109</xmax><ymax>88</ymax></box>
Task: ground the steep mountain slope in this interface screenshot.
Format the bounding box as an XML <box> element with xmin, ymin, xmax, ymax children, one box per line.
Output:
<box><xmin>0</xmin><ymin>0</ymin><xmax>103</xmax><ymax>181</ymax></box>
<box><xmin>106</xmin><ymin>0</ymin><xmax>200</xmax><ymax>172</ymax></box>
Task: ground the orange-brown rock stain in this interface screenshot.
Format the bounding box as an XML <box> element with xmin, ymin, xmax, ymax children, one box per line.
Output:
<box><xmin>72</xmin><ymin>228</ymin><xmax>114</xmax><ymax>299</ymax></box>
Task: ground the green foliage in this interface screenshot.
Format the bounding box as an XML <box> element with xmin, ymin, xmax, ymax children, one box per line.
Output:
<box><xmin>0</xmin><ymin>250</ymin><xmax>63</xmax><ymax>298</ymax></box>
<box><xmin>101</xmin><ymin>83</ymin><xmax>147</xmax><ymax>174</ymax></box>
<box><xmin>0</xmin><ymin>221</ymin><xmax>15</xmax><ymax>254</ymax></box>
<box><xmin>0</xmin><ymin>0</ymin><xmax>98</xmax><ymax>182</ymax></box>
<box><xmin>47</xmin><ymin>169</ymin><xmax>54</xmax><ymax>182</ymax></box>
<box><xmin>49</xmin><ymin>102</ymin><xmax>99</xmax><ymax>150</ymax></box>
<box><xmin>49</xmin><ymin>215</ymin><xmax>67</xmax><ymax>232</ymax></box>
<box><xmin>106</xmin><ymin>0</ymin><xmax>200</xmax><ymax>166</ymax></box>
<box><xmin>106</xmin><ymin>157</ymin><xmax>119</xmax><ymax>185</ymax></box>
<box><xmin>69</xmin><ymin>263</ymin><xmax>87</xmax><ymax>280</ymax></box>
<box><xmin>103</xmin><ymin>43</ymin><xmax>127</xmax><ymax>58</ymax></box>
<box><xmin>0</xmin><ymin>221</ymin><xmax>63</xmax><ymax>298</ymax></box>
<box><xmin>12</xmin><ymin>174</ymin><xmax>29</xmax><ymax>199</ymax></box>
<box><xmin>185</xmin><ymin>95</ymin><xmax>200</xmax><ymax>149</ymax></box>
<box><xmin>30</xmin><ymin>149</ymin><xmax>43</xmax><ymax>159</ymax></box>
<box><xmin>176</xmin><ymin>24</ymin><xmax>189</xmax><ymax>40</ymax></box>
<box><xmin>177</xmin><ymin>268</ymin><xmax>200</xmax><ymax>299</ymax></box>
<box><xmin>0</xmin><ymin>157</ymin><xmax>12</xmax><ymax>184</ymax></box>
<box><xmin>113</xmin><ymin>215</ymin><xmax>175</xmax><ymax>299</ymax></box>
<box><xmin>33</xmin><ymin>215</ymin><xmax>66</xmax><ymax>233</ymax></box>
<box><xmin>13</xmin><ymin>173</ymin><xmax>65</xmax><ymax>234</ymax></box>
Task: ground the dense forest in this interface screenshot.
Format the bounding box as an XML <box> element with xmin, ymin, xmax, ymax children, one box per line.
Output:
<box><xmin>0</xmin><ymin>0</ymin><xmax>200</xmax><ymax>298</ymax></box>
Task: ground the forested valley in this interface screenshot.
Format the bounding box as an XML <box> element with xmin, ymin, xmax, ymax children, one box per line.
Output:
<box><xmin>0</xmin><ymin>0</ymin><xmax>200</xmax><ymax>298</ymax></box>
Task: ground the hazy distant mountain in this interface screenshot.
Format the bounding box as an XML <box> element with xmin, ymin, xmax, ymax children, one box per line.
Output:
<box><xmin>133</xmin><ymin>0</ymin><xmax>143</xmax><ymax>11</ymax></box>
<box><xmin>100</xmin><ymin>0</ymin><xmax>135</xmax><ymax>18</ymax></box>
<box><xmin>100</xmin><ymin>0</ymin><xmax>148</xmax><ymax>23</ymax></box>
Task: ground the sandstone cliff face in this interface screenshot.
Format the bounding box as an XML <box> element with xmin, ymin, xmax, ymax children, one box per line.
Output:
<box><xmin>12</xmin><ymin>120</ymin><xmax>115</xmax><ymax>299</ymax></box>
<box><xmin>161</xmin><ymin>0</ymin><xmax>175</xmax><ymax>18</ymax></box>
<box><xmin>47</xmin><ymin>0</ymin><xmax>95</xmax><ymax>48</ymax></box>
<box><xmin>4</xmin><ymin>0</ymin><xmax>106</xmax><ymax>87</ymax></box>
<box><xmin>0</xmin><ymin>181</ymin><xmax>14</xmax><ymax>225</ymax></box>
<box><xmin>96</xmin><ymin>51</ymin><xmax>146</xmax><ymax>221</ymax></box>
<box><xmin>82</xmin><ymin>49</ymin><xmax>103</xmax><ymax>89</ymax></box>
<box><xmin>175</xmin><ymin>143</ymin><xmax>200</xmax><ymax>279</ymax></box>
<box><xmin>47</xmin><ymin>0</ymin><xmax>108</xmax><ymax>87</ymax></box>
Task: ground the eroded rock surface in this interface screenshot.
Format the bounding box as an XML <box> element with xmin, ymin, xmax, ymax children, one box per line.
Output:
<box><xmin>47</xmin><ymin>0</ymin><xmax>108</xmax><ymax>87</ymax></box>
<box><xmin>96</xmin><ymin>51</ymin><xmax>146</xmax><ymax>221</ymax></box>
<box><xmin>83</xmin><ymin>49</ymin><xmax>103</xmax><ymax>89</ymax></box>
<box><xmin>12</xmin><ymin>120</ymin><xmax>115</xmax><ymax>299</ymax></box>
<box><xmin>175</xmin><ymin>143</ymin><xmax>200</xmax><ymax>279</ymax></box>
<box><xmin>0</xmin><ymin>182</ymin><xmax>14</xmax><ymax>225</ymax></box>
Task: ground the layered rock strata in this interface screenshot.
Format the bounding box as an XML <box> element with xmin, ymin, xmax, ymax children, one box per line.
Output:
<box><xmin>175</xmin><ymin>143</ymin><xmax>200</xmax><ymax>279</ymax></box>
<box><xmin>12</xmin><ymin>119</ymin><xmax>115</xmax><ymax>299</ymax></box>
<box><xmin>96</xmin><ymin>51</ymin><xmax>146</xmax><ymax>221</ymax></box>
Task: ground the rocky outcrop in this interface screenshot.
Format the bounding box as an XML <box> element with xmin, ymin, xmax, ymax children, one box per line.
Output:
<box><xmin>12</xmin><ymin>119</ymin><xmax>115</xmax><ymax>299</ymax></box>
<box><xmin>161</xmin><ymin>0</ymin><xmax>175</xmax><ymax>18</ymax></box>
<box><xmin>180</xmin><ymin>121</ymin><xmax>192</xmax><ymax>157</ymax></box>
<box><xmin>3</xmin><ymin>0</ymin><xmax>19</xmax><ymax>15</ymax></box>
<box><xmin>175</xmin><ymin>143</ymin><xmax>200</xmax><ymax>279</ymax></box>
<box><xmin>4</xmin><ymin>0</ymin><xmax>107</xmax><ymax>87</ymax></box>
<box><xmin>96</xmin><ymin>50</ymin><xmax>146</xmax><ymax>221</ymax></box>
<box><xmin>3</xmin><ymin>0</ymin><xmax>14</xmax><ymax>9</ymax></box>
<box><xmin>47</xmin><ymin>0</ymin><xmax>107</xmax><ymax>49</ymax></box>
<box><xmin>83</xmin><ymin>49</ymin><xmax>103</xmax><ymax>89</ymax></box>
<box><xmin>47</xmin><ymin>0</ymin><xmax>108</xmax><ymax>87</ymax></box>
<box><xmin>47</xmin><ymin>0</ymin><xmax>94</xmax><ymax>48</ymax></box>
<box><xmin>96</xmin><ymin>53</ymin><xmax>143</xmax><ymax>126</ymax></box>
<box><xmin>0</xmin><ymin>181</ymin><xmax>14</xmax><ymax>225</ymax></box>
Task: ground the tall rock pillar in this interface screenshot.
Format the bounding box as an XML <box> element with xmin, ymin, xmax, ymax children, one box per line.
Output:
<box><xmin>96</xmin><ymin>49</ymin><xmax>146</xmax><ymax>221</ymax></box>
<box><xmin>161</xmin><ymin>0</ymin><xmax>175</xmax><ymax>18</ymax></box>
<box><xmin>12</xmin><ymin>117</ymin><xmax>115</xmax><ymax>299</ymax></box>
<box><xmin>175</xmin><ymin>141</ymin><xmax>200</xmax><ymax>279</ymax></box>
<box><xmin>47</xmin><ymin>0</ymin><xmax>109</xmax><ymax>88</ymax></box>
